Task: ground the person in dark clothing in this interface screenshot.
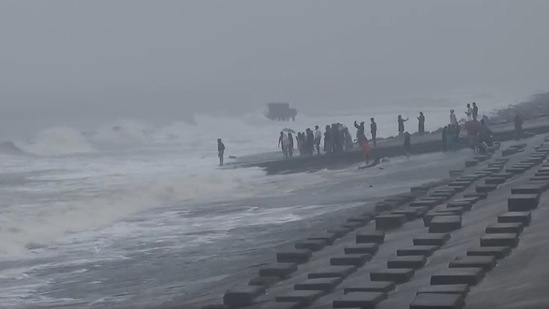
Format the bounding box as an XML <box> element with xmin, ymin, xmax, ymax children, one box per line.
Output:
<box><xmin>324</xmin><ymin>125</ymin><xmax>331</xmax><ymax>154</ymax></box>
<box><xmin>354</xmin><ymin>121</ymin><xmax>366</xmax><ymax>145</ymax></box>
<box><xmin>331</xmin><ymin>124</ymin><xmax>339</xmax><ymax>153</ymax></box>
<box><xmin>217</xmin><ymin>138</ymin><xmax>225</xmax><ymax>166</ymax></box>
<box><xmin>472</xmin><ymin>102</ymin><xmax>478</xmax><ymax>120</ymax></box>
<box><xmin>398</xmin><ymin>115</ymin><xmax>408</xmax><ymax>135</ymax></box>
<box><xmin>288</xmin><ymin>133</ymin><xmax>294</xmax><ymax>158</ymax></box>
<box><xmin>306</xmin><ymin>128</ymin><xmax>314</xmax><ymax>155</ymax></box>
<box><xmin>514</xmin><ymin>114</ymin><xmax>523</xmax><ymax>139</ymax></box>
<box><xmin>370</xmin><ymin>118</ymin><xmax>377</xmax><ymax>146</ymax></box>
<box><xmin>417</xmin><ymin>112</ymin><xmax>425</xmax><ymax>135</ymax></box>
<box><xmin>442</xmin><ymin>126</ymin><xmax>448</xmax><ymax>152</ymax></box>
<box><xmin>403</xmin><ymin>132</ymin><xmax>411</xmax><ymax>158</ymax></box>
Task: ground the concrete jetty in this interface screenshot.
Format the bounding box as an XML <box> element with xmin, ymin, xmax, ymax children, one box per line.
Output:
<box><xmin>233</xmin><ymin>117</ymin><xmax>549</xmax><ymax>175</ymax></box>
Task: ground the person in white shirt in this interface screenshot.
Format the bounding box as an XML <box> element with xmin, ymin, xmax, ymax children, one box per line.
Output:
<box><xmin>314</xmin><ymin>125</ymin><xmax>322</xmax><ymax>155</ymax></box>
<box><xmin>465</xmin><ymin>103</ymin><xmax>472</xmax><ymax>121</ymax></box>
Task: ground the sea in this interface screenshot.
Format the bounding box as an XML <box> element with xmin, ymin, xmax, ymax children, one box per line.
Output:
<box><xmin>0</xmin><ymin>93</ymin><xmax>520</xmax><ymax>308</ymax></box>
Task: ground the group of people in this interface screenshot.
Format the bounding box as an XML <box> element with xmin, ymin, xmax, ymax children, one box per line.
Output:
<box><xmin>441</xmin><ymin>102</ymin><xmax>495</xmax><ymax>153</ymax></box>
<box><xmin>277</xmin><ymin>118</ymin><xmax>380</xmax><ymax>159</ymax></box>
<box><xmin>216</xmin><ymin>101</ymin><xmax>527</xmax><ymax>166</ymax></box>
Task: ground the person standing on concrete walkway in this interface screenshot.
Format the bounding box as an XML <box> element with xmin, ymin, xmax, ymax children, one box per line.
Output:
<box><xmin>465</xmin><ymin>103</ymin><xmax>473</xmax><ymax>121</ymax></box>
<box><xmin>398</xmin><ymin>115</ymin><xmax>408</xmax><ymax>136</ymax></box>
<box><xmin>417</xmin><ymin>112</ymin><xmax>425</xmax><ymax>135</ymax></box>
<box><xmin>404</xmin><ymin>132</ymin><xmax>411</xmax><ymax>158</ymax></box>
<box><xmin>314</xmin><ymin>125</ymin><xmax>322</xmax><ymax>155</ymax></box>
<box><xmin>514</xmin><ymin>113</ymin><xmax>523</xmax><ymax>139</ymax></box>
<box><xmin>217</xmin><ymin>138</ymin><xmax>225</xmax><ymax>166</ymax></box>
<box><xmin>370</xmin><ymin>118</ymin><xmax>377</xmax><ymax>147</ymax></box>
<box><xmin>354</xmin><ymin>120</ymin><xmax>366</xmax><ymax>145</ymax></box>
<box><xmin>472</xmin><ymin>102</ymin><xmax>479</xmax><ymax>120</ymax></box>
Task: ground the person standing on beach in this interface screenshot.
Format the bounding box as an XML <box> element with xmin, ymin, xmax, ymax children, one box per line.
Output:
<box><xmin>217</xmin><ymin>138</ymin><xmax>225</xmax><ymax>166</ymax></box>
<box><xmin>450</xmin><ymin>110</ymin><xmax>458</xmax><ymax>126</ymax></box>
<box><xmin>404</xmin><ymin>132</ymin><xmax>411</xmax><ymax>158</ymax></box>
<box><xmin>398</xmin><ymin>115</ymin><xmax>408</xmax><ymax>135</ymax></box>
<box><xmin>370</xmin><ymin>118</ymin><xmax>377</xmax><ymax>146</ymax></box>
<box><xmin>417</xmin><ymin>112</ymin><xmax>425</xmax><ymax>135</ymax></box>
<box><xmin>472</xmin><ymin>102</ymin><xmax>479</xmax><ymax>120</ymax></box>
<box><xmin>314</xmin><ymin>125</ymin><xmax>322</xmax><ymax>155</ymax></box>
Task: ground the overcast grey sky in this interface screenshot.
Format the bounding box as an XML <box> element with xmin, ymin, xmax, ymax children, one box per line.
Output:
<box><xmin>1</xmin><ymin>1</ymin><xmax>549</xmax><ymax>132</ymax></box>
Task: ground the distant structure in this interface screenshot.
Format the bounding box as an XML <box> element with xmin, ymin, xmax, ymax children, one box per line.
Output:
<box><xmin>265</xmin><ymin>103</ymin><xmax>297</xmax><ymax>121</ymax></box>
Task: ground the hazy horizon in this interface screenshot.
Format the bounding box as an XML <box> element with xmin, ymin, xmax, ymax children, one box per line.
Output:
<box><xmin>1</xmin><ymin>1</ymin><xmax>549</xmax><ymax>136</ymax></box>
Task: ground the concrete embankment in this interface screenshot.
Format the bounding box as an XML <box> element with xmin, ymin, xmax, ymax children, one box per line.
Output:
<box><xmin>236</xmin><ymin>117</ymin><xmax>549</xmax><ymax>175</ymax></box>
<box><xmin>195</xmin><ymin>133</ymin><xmax>549</xmax><ymax>309</ymax></box>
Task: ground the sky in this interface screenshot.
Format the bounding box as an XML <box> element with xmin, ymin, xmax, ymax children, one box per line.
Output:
<box><xmin>1</xmin><ymin>0</ymin><xmax>549</xmax><ymax>134</ymax></box>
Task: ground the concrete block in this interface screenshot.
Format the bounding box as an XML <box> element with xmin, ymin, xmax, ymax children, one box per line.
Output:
<box><xmin>485</xmin><ymin>222</ymin><xmax>525</xmax><ymax>234</ymax></box>
<box><xmin>416</xmin><ymin>284</ymin><xmax>470</xmax><ymax>297</ymax></box>
<box><xmin>446</xmin><ymin>201</ymin><xmax>472</xmax><ymax>211</ymax></box>
<box><xmin>308</xmin><ymin>232</ymin><xmax>337</xmax><ymax>245</ymax></box>
<box><xmin>485</xmin><ymin>177</ymin><xmax>506</xmax><ymax>185</ymax></box>
<box><xmin>474</xmin><ymin>155</ymin><xmax>491</xmax><ymax>161</ymax></box>
<box><xmin>200</xmin><ymin>304</ymin><xmax>229</xmax><ymax>309</ymax></box>
<box><xmin>480</xmin><ymin>233</ymin><xmax>519</xmax><ymax>247</ymax></box>
<box><xmin>347</xmin><ymin>214</ymin><xmax>373</xmax><ymax>225</ymax></box>
<box><xmin>397</xmin><ymin>245</ymin><xmax>439</xmax><ymax>257</ymax></box>
<box><xmin>258</xmin><ymin>302</ymin><xmax>301</xmax><ymax>309</ymax></box>
<box><xmin>294</xmin><ymin>277</ymin><xmax>342</xmax><ymax>292</ymax></box>
<box><xmin>431</xmin><ymin>268</ymin><xmax>485</xmax><ymax>286</ymax></box>
<box><xmin>331</xmin><ymin>254</ymin><xmax>372</xmax><ymax>267</ymax></box>
<box><xmin>429</xmin><ymin>215</ymin><xmax>462</xmax><ymax>233</ymax></box>
<box><xmin>448</xmin><ymin>181</ymin><xmax>471</xmax><ymax>190</ymax></box>
<box><xmin>388</xmin><ymin>256</ymin><xmax>427</xmax><ymax>269</ymax></box>
<box><xmin>308</xmin><ymin>265</ymin><xmax>357</xmax><ymax>279</ymax></box>
<box><xmin>485</xmin><ymin>167</ymin><xmax>502</xmax><ymax>173</ymax></box>
<box><xmin>259</xmin><ymin>263</ymin><xmax>298</xmax><ymax>278</ymax></box>
<box><xmin>344</xmin><ymin>282</ymin><xmax>395</xmax><ymax>294</ymax></box>
<box><xmin>276</xmin><ymin>249</ymin><xmax>312</xmax><ymax>264</ymax></box>
<box><xmin>392</xmin><ymin>207</ymin><xmax>428</xmax><ymax>220</ymax></box>
<box><xmin>508</xmin><ymin>194</ymin><xmax>540</xmax><ymax>211</ymax></box>
<box><xmin>295</xmin><ymin>239</ymin><xmax>326</xmax><ymax>252</ymax></box>
<box><xmin>467</xmin><ymin>246</ymin><xmax>512</xmax><ymax>259</ymax></box>
<box><xmin>502</xmin><ymin>148</ymin><xmax>517</xmax><ymax>157</ymax></box>
<box><xmin>462</xmin><ymin>193</ymin><xmax>487</xmax><ymax>202</ymax></box>
<box><xmin>249</xmin><ymin>276</ymin><xmax>279</xmax><ymax>287</ymax></box>
<box><xmin>371</xmin><ymin>268</ymin><xmax>415</xmax><ymax>284</ymax></box>
<box><xmin>375</xmin><ymin>201</ymin><xmax>397</xmax><ymax>213</ymax></box>
<box><xmin>276</xmin><ymin>290</ymin><xmax>323</xmax><ymax>305</ymax></box>
<box><xmin>511</xmin><ymin>182</ymin><xmax>549</xmax><ymax>194</ymax></box>
<box><xmin>506</xmin><ymin>167</ymin><xmax>526</xmax><ymax>174</ymax></box>
<box><xmin>498</xmin><ymin>212</ymin><xmax>531</xmax><ymax>226</ymax></box>
<box><xmin>475</xmin><ymin>184</ymin><xmax>497</xmax><ymax>193</ymax></box>
<box><xmin>344</xmin><ymin>243</ymin><xmax>379</xmax><ymax>255</ymax></box>
<box><xmin>449</xmin><ymin>256</ymin><xmax>497</xmax><ymax>271</ymax></box>
<box><xmin>423</xmin><ymin>212</ymin><xmax>455</xmax><ymax>227</ymax></box>
<box><xmin>223</xmin><ymin>285</ymin><xmax>266</xmax><ymax>307</ymax></box>
<box><xmin>327</xmin><ymin>227</ymin><xmax>353</xmax><ymax>238</ymax></box>
<box><xmin>529</xmin><ymin>176</ymin><xmax>549</xmax><ymax>182</ymax></box>
<box><xmin>376</xmin><ymin>214</ymin><xmax>407</xmax><ymax>230</ymax></box>
<box><xmin>413</xmin><ymin>233</ymin><xmax>451</xmax><ymax>246</ymax></box>
<box><xmin>411</xmin><ymin>186</ymin><xmax>430</xmax><ymax>194</ymax></box>
<box><xmin>410</xmin><ymin>293</ymin><xmax>465</xmax><ymax>309</ymax></box>
<box><xmin>333</xmin><ymin>292</ymin><xmax>388</xmax><ymax>308</ymax></box>
<box><xmin>492</xmin><ymin>172</ymin><xmax>513</xmax><ymax>179</ymax></box>
<box><xmin>356</xmin><ymin>231</ymin><xmax>385</xmax><ymax>244</ymax></box>
<box><xmin>409</xmin><ymin>200</ymin><xmax>439</xmax><ymax>208</ymax></box>
<box><xmin>343</xmin><ymin>221</ymin><xmax>365</xmax><ymax>230</ymax></box>
<box><xmin>449</xmin><ymin>169</ymin><xmax>464</xmax><ymax>177</ymax></box>
<box><xmin>465</xmin><ymin>160</ymin><xmax>478</xmax><ymax>167</ymax></box>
